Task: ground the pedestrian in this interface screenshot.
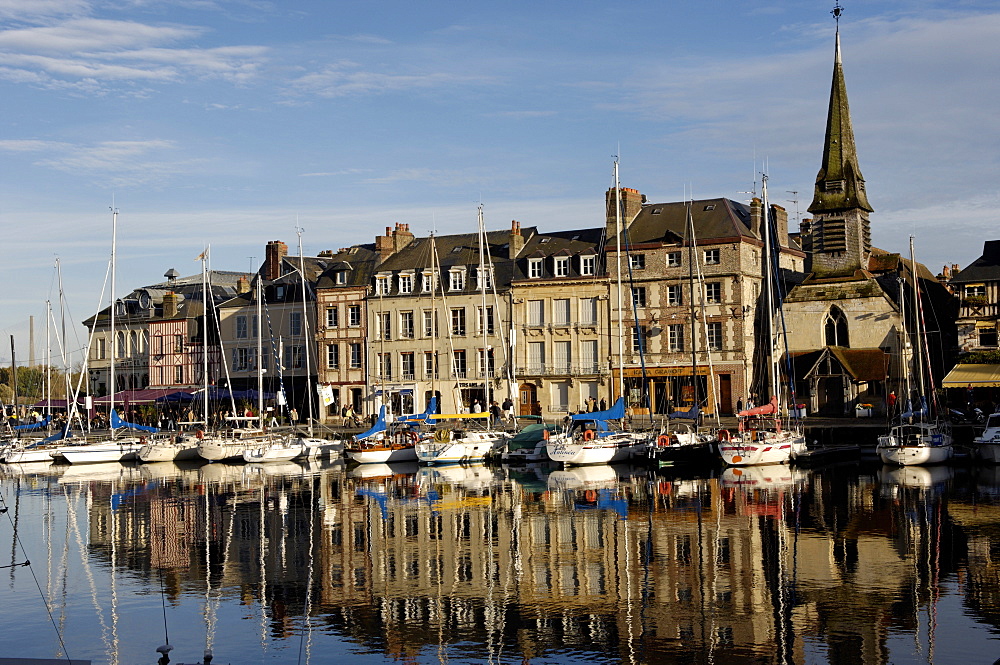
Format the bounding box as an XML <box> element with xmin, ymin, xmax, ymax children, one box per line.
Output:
<box><xmin>587</xmin><ymin>396</ymin><xmax>597</xmax><ymax>412</ymax></box>
<box><xmin>599</xmin><ymin>397</ymin><xmax>607</xmax><ymax>411</ymax></box>
<box><xmin>887</xmin><ymin>390</ymin><xmax>897</xmax><ymax>414</ymax></box>
<box><xmin>290</xmin><ymin>407</ymin><xmax>298</xmax><ymax>423</ymax></box>
<box><xmin>502</xmin><ymin>396</ymin><xmax>514</xmax><ymax>422</ymax></box>
<box><xmin>472</xmin><ymin>398</ymin><xmax>481</xmax><ymax>414</ymax></box>
<box><xmin>736</xmin><ymin>397</ymin><xmax>744</xmax><ymax>413</ymax></box>
<box><xmin>490</xmin><ymin>401</ymin><xmax>502</xmax><ymax>428</ymax></box>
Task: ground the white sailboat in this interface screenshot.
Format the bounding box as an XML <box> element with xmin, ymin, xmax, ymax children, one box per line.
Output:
<box><xmin>973</xmin><ymin>412</ymin><xmax>1000</xmax><ymax>462</ymax></box>
<box><xmin>717</xmin><ymin>174</ymin><xmax>806</xmax><ymax>466</ymax></box>
<box><xmin>877</xmin><ymin>236</ymin><xmax>953</xmax><ymax>466</ymax></box>
<box><xmin>545</xmin><ymin>160</ymin><xmax>651</xmax><ymax>466</ymax></box>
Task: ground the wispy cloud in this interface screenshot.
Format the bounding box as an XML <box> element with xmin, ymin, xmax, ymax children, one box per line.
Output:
<box><xmin>287</xmin><ymin>60</ymin><xmax>479</xmax><ymax>98</ymax></box>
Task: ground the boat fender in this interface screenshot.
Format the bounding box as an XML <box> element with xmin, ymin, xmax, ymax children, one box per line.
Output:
<box><xmin>195</xmin><ymin>429</ymin><xmax>204</xmax><ymax>440</ymax></box>
<box><xmin>584</xmin><ymin>429</ymin><xmax>595</xmax><ymax>441</ymax></box>
<box><xmin>542</xmin><ymin>429</ymin><xmax>550</xmax><ymax>440</ymax></box>
<box><xmin>718</xmin><ymin>429</ymin><xmax>731</xmax><ymax>442</ymax></box>
<box><xmin>657</xmin><ymin>434</ymin><xmax>670</xmax><ymax>446</ymax></box>
<box><xmin>434</xmin><ymin>429</ymin><xmax>450</xmax><ymax>443</ymax></box>
<box><xmin>585</xmin><ymin>490</ymin><xmax>597</xmax><ymax>502</ymax></box>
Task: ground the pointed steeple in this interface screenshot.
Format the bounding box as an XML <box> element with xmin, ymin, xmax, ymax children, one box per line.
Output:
<box><xmin>809</xmin><ymin>24</ymin><xmax>872</xmax><ymax>215</ymax></box>
<box><xmin>805</xmin><ymin>9</ymin><xmax>873</xmax><ymax>278</ymax></box>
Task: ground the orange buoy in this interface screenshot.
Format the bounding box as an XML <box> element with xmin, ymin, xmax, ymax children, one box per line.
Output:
<box><xmin>584</xmin><ymin>429</ymin><xmax>595</xmax><ymax>441</ymax></box>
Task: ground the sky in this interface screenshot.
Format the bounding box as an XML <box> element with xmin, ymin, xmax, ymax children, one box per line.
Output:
<box><xmin>1</xmin><ymin>0</ymin><xmax>998</xmax><ymax>366</ymax></box>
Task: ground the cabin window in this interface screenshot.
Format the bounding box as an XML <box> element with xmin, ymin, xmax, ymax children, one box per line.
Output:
<box><xmin>334</xmin><ymin>271</ymin><xmax>347</xmax><ymax>285</ymax></box>
<box><xmin>375</xmin><ymin>276</ymin><xmax>390</xmax><ymax>296</ymax></box>
<box><xmin>449</xmin><ymin>270</ymin><xmax>466</xmax><ymax>291</ymax></box>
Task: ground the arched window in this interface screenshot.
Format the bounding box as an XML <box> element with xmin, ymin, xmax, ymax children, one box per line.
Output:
<box><xmin>824</xmin><ymin>306</ymin><xmax>849</xmax><ymax>347</ymax></box>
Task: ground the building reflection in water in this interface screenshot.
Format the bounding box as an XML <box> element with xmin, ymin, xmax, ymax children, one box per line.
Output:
<box><xmin>7</xmin><ymin>456</ymin><xmax>1000</xmax><ymax>663</ymax></box>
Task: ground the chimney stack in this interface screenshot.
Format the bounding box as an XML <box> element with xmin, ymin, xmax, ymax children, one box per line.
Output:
<box><xmin>263</xmin><ymin>240</ymin><xmax>288</xmax><ymax>280</ymax></box>
<box><xmin>375</xmin><ymin>223</ymin><xmax>416</xmax><ymax>264</ymax></box>
<box><xmin>163</xmin><ymin>292</ymin><xmax>179</xmax><ymax>319</ymax></box>
<box><xmin>605</xmin><ymin>187</ymin><xmax>644</xmax><ymax>237</ymax></box>
<box><xmin>236</xmin><ymin>276</ymin><xmax>250</xmax><ymax>294</ymax></box>
<box><xmin>508</xmin><ymin>220</ymin><xmax>525</xmax><ymax>259</ymax></box>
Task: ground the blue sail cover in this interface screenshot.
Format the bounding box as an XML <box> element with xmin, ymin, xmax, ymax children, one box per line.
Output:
<box><xmin>900</xmin><ymin>396</ymin><xmax>928</xmax><ymax>420</ymax></box>
<box><xmin>355</xmin><ymin>405</ymin><xmax>387</xmax><ymax>441</ymax></box>
<box><xmin>13</xmin><ymin>416</ymin><xmax>51</xmax><ymax>431</ymax></box>
<box><xmin>41</xmin><ymin>426</ymin><xmax>71</xmax><ymax>444</ymax></box>
<box><xmin>570</xmin><ymin>397</ymin><xmax>626</xmax><ymax>422</ymax></box>
<box><xmin>398</xmin><ymin>397</ymin><xmax>437</xmax><ymax>423</ymax></box>
<box><xmin>669</xmin><ymin>404</ymin><xmax>700</xmax><ymax>420</ymax></box>
<box><xmin>110</xmin><ymin>408</ymin><xmax>159</xmax><ymax>433</ymax></box>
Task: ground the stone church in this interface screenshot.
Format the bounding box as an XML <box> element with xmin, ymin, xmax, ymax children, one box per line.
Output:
<box><xmin>781</xmin><ymin>25</ymin><xmax>957</xmax><ymax>416</ymax></box>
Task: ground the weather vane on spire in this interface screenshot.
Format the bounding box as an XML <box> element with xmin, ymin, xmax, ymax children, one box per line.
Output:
<box><xmin>832</xmin><ymin>2</ymin><xmax>843</xmax><ymax>25</ymax></box>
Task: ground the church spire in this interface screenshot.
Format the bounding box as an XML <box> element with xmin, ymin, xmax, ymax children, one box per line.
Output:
<box><xmin>809</xmin><ymin>5</ymin><xmax>872</xmax><ymax>215</ymax></box>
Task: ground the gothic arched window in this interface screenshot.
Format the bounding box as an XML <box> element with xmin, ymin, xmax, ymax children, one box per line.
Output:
<box><xmin>824</xmin><ymin>306</ymin><xmax>849</xmax><ymax>347</ymax></box>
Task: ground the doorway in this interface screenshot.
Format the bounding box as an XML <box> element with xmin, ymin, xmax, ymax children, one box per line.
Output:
<box><xmin>519</xmin><ymin>383</ymin><xmax>539</xmax><ymax>416</ymax></box>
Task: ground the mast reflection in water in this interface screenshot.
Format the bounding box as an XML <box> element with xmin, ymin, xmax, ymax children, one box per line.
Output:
<box><xmin>0</xmin><ymin>458</ymin><xmax>999</xmax><ymax>663</ymax></box>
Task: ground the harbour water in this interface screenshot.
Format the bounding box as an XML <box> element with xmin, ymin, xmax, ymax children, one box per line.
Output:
<box><xmin>1</xmin><ymin>457</ymin><xmax>999</xmax><ymax>664</ymax></box>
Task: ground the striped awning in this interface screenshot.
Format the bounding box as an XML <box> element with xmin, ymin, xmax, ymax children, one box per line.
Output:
<box><xmin>942</xmin><ymin>364</ymin><xmax>1000</xmax><ymax>388</ymax></box>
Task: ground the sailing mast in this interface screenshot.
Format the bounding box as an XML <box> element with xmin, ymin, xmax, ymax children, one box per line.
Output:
<box><xmin>614</xmin><ymin>159</ymin><xmax>625</xmax><ymax>403</ymax></box>
<box><xmin>109</xmin><ymin>207</ymin><xmax>118</xmax><ymax>435</ymax></box>
<box><xmin>686</xmin><ymin>200</ymin><xmax>699</xmax><ymax>416</ymax></box>
<box><xmin>200</xmin><ymin>248</ymin><xmax>210</xmax><ymax>430</ymax></box>
<box><xmin>909</xmin><ymin>236</ymin><xmax>928</xmax><ymax>420</ymax></box>
<box><xmin>256</xmin><ymin>273</ymin><xmax>264</xmax><ymax>429</ymax></box>
<box><xmin>296</xmin><ymin>227</ymin><xmax>315</xmax><ymax>435</ymax></box>
<box><xmin>760</xmin><ymin>175</ymin><xmax>780</xmax><ymax>406</ymax></box>
<box><xmin>476</xmin><ymin>204</ymin><xmax>491</xmax><ymax>413</ymax></box>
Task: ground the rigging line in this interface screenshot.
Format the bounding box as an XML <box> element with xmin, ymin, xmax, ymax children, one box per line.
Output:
<box><xmin>0</xmin><ymin>483</ymin><xmax>73</xmax><ymax>661</ymax></box>
<box><xmin>622</xmin><ymin>220</ymin><xmax>652</xmax><ymax>415</ymax></box>
<box><xmin>158</xmin><ymin>567</ymin><xmax>170</xmax><ymax>648</ymax></box>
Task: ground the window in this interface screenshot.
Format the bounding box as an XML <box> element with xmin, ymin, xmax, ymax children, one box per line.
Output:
<box><xmin>553</xmin><ymin>299</ymin><xmax>570</xmax><ymax>325</ymax></box>
<box><xmin>528</xmin><ymin>258</ymin><xmax>543</xmax><ymax>278</ymax></box>
<box><xmin>477</xmin><ymin>306</ymin><xmax>495</xmax><ymax>335</ymax></box>
<box><xmin>326</xmin><ymin>343</ymin><xmax>340</xmax><ymax>369</ymax></box>
<box><xmin>527</xmin><ymin>342</ymin><xmax>545</xmax><ymax>374</ymax></box>
<box><xmin>452</xmin><ymin>350</ymin><xmax>467</xmax><ymax>378</ymax></box>
<box><xmin>326</xmin><ymin>307</ymin><xmax>338</xmax><ymax>328</ymax></box>
<box><xmin>348</xmin><ymin>305</ymin><xmax>361</xmax><ymax>327</ymax></box>
<box><xmin>334</xmin><ymin>270</ymin><xmax>347</xmax><ymax>285</ymax></box>
<box><xmin>378</xmin><ymin>353</ymin><xmax>392</xmax><ymax>379</ymax></box>
<box><xmin>705</xmin><ymin>282</ymin><xmax>722</xmax><ymax>304</ymax></box>
<box><xmin>979</xmin><ymin>327</ymin><xmax>998</xmax><ymax>347</ymax></box>
<box><xmin>422</xmin><ymin>310</ymin><xmax>437</xmax><ymax>337</ymax></box>
<box><xmin>703</xmin><ymin>249</ymin><xmax>720</xmax><ymax>265</ymax></box>
<box><xmin>631</xmin><ymin>326</ymin><xmax>647</xmax><ymax>353</ymax></box>
<box><xmin>400</xmin><ymin>311</ymin><xmax>414</xmax><ymax>338</ymax></box>
<box><xmin>666</xmin><ymin>285</ymin><xmax>682</xmax><ymax>306</ymax></box>
<box><xmin>116</xmin><ymin>331</ymin><xmax>126</xmax><ymax>358</ymax></box>
<box><xmin>236</xmin><ymin>315</ymin><xmax>248</xmax><ymax>339</ymax></box>
<box><xmin>579</xmin><ymin>297</ymin><xmax>597</xmax><ymax>324</ymax></box>
<box><xmin>553</xmin><ymin>341</ymin><xmax>571</xmax><ymax>373</ymax></box>
<box><xmin>424</xmin><ymin>351</ymin><xmax>436</xmax><ymax>378</ymax></box>
<box><xmin>275</xmin><ymin>285</ymin><xmax>285</xmax><ymax>300</ymax></box>
<box><xmin>707</xmin><ymin>322</ymin><xmax>723</xmax><ymax>351</ymax></box>
<box><xmin>554</xmin><ymin>257</ymin><xmax>570</xmax><ymax>277</ymax></box>
<box><xmin>233</xmin><ymin>347</ymin><xmax>252</xmax><ymax>372</ymax></box>
<box><xmin>290</xmin><ymin>311</ymin><xmax>302</xmax><ymax>337</ymax></box>
<box><xmin>174</xmin><ymin>334</ymin><xmax>184</xmax><ymax>353</ymax></box>
<box><xmin>629</xmin><ymin>254</ymin><xmax>646</xmax><ymax>270</ymax></box>
<box><xmin>632</xmin><ymin>287</ymin><xmax>647</xmax><ymax>308</ymax></box>
<box><xmin>449</xmin><ymin>269</ymin><xmax>466</xmax><ymax>291</ymax></box>
<box><xmin>349</xmin><ymin>343</ymin><xmax>363</xmax><ymax>369</ymax></box>
<box><xmin>375</xmin><ymin>275</ymin><xmax>390</xmax><ymax>295</ymax></box>
<box><xmin>966</xmin><ymin>285</ymin><xmax>986</xmax><ymax>298</ymax></box>
<box><xmin>580</xmin><ymin>340</ymin><xmax>598</xmax><ymax>373</ymax></box>
<box><xmin>478</xmin><ymin>348</ymin><xmax>495</xmax><ymax>377</ymax></box>
<box><xmin>451</xmin><ymin>308</ymin><xmax>466</xmax><ymax>335</ymax></box>
<box><xmin>175</xmin><ymin>365</ymin><xmax>184</xmax><ymax>384</ymax></box>
<box><xmin>421</xmin><ymin>271</ymin><xmax>436</xmax><ymax>293</ymax></box>
<box><xmin>668</xmin><ymin>324</ymin><xmax>684</xmax><ymax>352</ymax></box>
<box><xmin>476</xmin><ymin>267</ymin><xmax>493</xmax><ymax>290</ymax></box>
<box><xmin>666</xmin><ymin>252</ymin><xmax>681</xmax><ymax>267</ymax></box>
<box><xmin>287</xmin><ymin>345</ymin><xmax>305</xmax><ymax>369</ymax></box>
<box><xmin>580</xmin><ymin>255</ymin><xmax>596</xmax><ymax>276</ymax></box>
<box><xmin>398</xmin><ymin>273</ymin><xmax>413</xmax><ymax>294</ymax></box>
<box><xmin>98</xmin><ymin>337</ymin><xmax>106</xmax><ymax>360</ymax></box>
<box><xmin>825</xmin><ymin>306</ymin><xmax>849</xmax><ymax>347</ymax></box>
<box><xmin>260</xmin><ymin>347</ymin><xmax>269</xmax><ymax>371</ymax></box>
<box><xmin>527</xmin><ymin>300</ymin><xmax>545</xmax><ymax>326</ymax></box>
<box><xmin>252</xmin><ymin>315</ymin><xmax>259</xmax><ymax>338</ymax></box>
<box><xmin>378</xmin><ymin>312</ymin><xmax>391</xmax><ymax>340</ymax></box>
<box><xmin>400</xmin><ymin>352</ymin><xmax>415</xmax><ymax>380</ymax></box>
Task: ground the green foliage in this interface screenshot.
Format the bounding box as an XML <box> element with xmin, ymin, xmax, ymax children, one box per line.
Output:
<box><xmin>958</xmin><ymin>350</ymin><xmax>1000</xmax><ymax>364</ymax></box>
<box><xmin>0</xmin><ymin>365</ymin><xmax>80</xmax><ymax>401</ymax></box>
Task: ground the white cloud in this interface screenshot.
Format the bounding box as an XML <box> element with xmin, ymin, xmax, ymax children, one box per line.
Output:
<box><xmin>0</xmin><ymin>0</ymin><xmax>90</xmax><ymax>20</ymax></box>
<box><xmin>287</xmin><ymin>61</ymin><xmax>477</xmax><ymax>98</ymax></box>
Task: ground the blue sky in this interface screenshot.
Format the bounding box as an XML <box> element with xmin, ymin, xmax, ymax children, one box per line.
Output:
<box><xmin>1</xmin><ymin>0</ymin><xmax>998</xmax><ymax>365</ymax></box>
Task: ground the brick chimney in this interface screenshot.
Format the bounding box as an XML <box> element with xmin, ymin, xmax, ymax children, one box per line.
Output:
<box><xmin>236</xmin><ymin>276</ymin><xmax>250</xmax><ymax>294</ymax></box>
<box><xmin>263</xmin><ymin>240</ymin><xmax>288</xmax><ymax>280</ymax></box>
<box><xmin>375</xmin><ymin>223</ymin><xmax>416</xmax><ymax>264</ymax></box>
<box><xmin>605</xmin><ymin>187</ymin><xmax>644</xmax><ymax>237</ymax></box>
<box><xmin>749</xmin><ymin>197</ymin><xmax>762</xmax><ymax>238</ymax></box>
<box><xmin>162</xmin><ymin>292</ymin><xmax>179</xmax><ymax>319</ymax></box>
<box><xmin>508</xmin><ymin>220</ymin><xmax>525</xmax><ymax>259</ymax></box>
<box><xmin>772</xmin><ymin>204</ymin><xmax>789</xmax><ymax>249</ymax></box>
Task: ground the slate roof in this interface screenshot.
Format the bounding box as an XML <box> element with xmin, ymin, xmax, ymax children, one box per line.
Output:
<box><xmin>950</xmin><ymin>240</ymin><xmax>1000</xmax><ymax>284</ymax></box>
<box><xmin>314</xmin><ymin>244</ymin><xmax>378</xmax><ymax>289</ymax></box>
<box><xmin>790</xmin><ymin>346</ymin><xmax>889</xmax><ymax>382</ymax></box>
<box><xmin>621</xmin><ymin>198</ymin><xmax>756</xmax><ymax>245</ymax></box>
<box><xmin>511</xmin><ymin>227</ymin><xmax>607</xmax><ymax>281</ymax></box>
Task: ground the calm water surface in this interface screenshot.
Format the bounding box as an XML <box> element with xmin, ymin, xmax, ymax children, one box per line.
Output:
<box><xmin>0</xmin><ymin>457</ymin><xmax>999</xmax><ymax>664</ymax></box>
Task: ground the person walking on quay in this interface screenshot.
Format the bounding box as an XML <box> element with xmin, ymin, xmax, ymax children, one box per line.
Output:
<box><xmin>599</xmin><ymin>397</ymin><xmax>607</xmax><ymax>412</ymax></box>
<box><xmin>502</xmin><ymin>396</ymin><xmax>514</xmax><ymax>423</ymax></box>
<box><xmin>490</xmin><ymin>401</ymin><xmax>502</xmax><ymax>428</ymax></box>
<box><xmin>887</xmin><ymin>390</ymin><xmax>897</xmax><ymax>416</ymax></box>
<box><xmin>472</xmin><ymin>398</ymin><xmax>481</xmax><ymax>414</ymax></box>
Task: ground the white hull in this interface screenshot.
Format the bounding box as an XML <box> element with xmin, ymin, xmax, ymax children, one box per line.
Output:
<box><xmin>501</xmin><ymin>441</ymin><xmax>548</xmax><ymax>462</ymax></box>
<box><xmin>198</xmin><ymin>438</ymin><xmax>251</xmax><ymax>462</ymax></box>
<box><xmin>59</xmin><ymin>440</ymin><xmax>142</xmax><ymax>465</ymax></box>
<box><xmin>415</xmin><ymin>432</ymin><xmax>507</xmax><ymax>465</ymax></box>
<box><xmin>977</xmin><ymin>443</ymin><xmax>1000</xmax><ymax>463</ymax></box>
<box><xmin>717</xmin><ymin>430</ymin><xmax>805</xmax><ymax>466</ymax></box>
<box><xmin>298</xmin><ymin>437</ymin><xmax>344</xmax><ymax>459</ymax></box>
<box><xmin>137</xmin><ymin>435</ymin><xmax>201</xmax><ymax>463</ymax></box>
<box><xmin>348</xmin><ymin>445</ymin><xmax>418</xmax><ymax>464</ymax></box>
<box><xmin>974</xmin><ymin>417</ymin><xmax>1000</xmax><ymax>462</ymax></box>
<box><xmin>4</xmin><ymin>446</ymin><xmax>60</xmax><ymax>463</ymax></box>
<box><xmin>877</xmin><ymin>423</ymin><xmax>953</xmax><ymax>466</ymax></box>
<box><xmin>545</xmin><ymin>433</ymin><xmax>647</xmax><ymax>466</ymax></box>
<box><xmin>243</xmin><ymin>438</ymin><xmax>302</xmax><ymax>463</ymax></box>
<box><xmin>878</xmin><ymin>443</ymin><xmax>953</xmax><ymax>466</ymax></box>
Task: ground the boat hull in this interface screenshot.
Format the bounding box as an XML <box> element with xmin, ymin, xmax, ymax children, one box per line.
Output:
<box><xmin>415</xmin><ymin>433</ymin><xmax>506</xmax><ymax>465</ymax></box>
<box><xmin>878</xmin><ymin>444</ymin><xmax>953</xmax><ymax>466</ymax></box>
<box><xmin>545</xmin><ymin>434</ymin><xmax>647</xmax><ymax>466</ymax></box>
<box><xmin>717</xmin><ymin>430</ymin><xmax>805</xmax><ymax>466</ymax></box>
<box><xmin>347</xmin><ymin>445</ymin><xmax>418</xmax><ymax>464</ymax></box>
<box><xmin>59</xmin><ymin>441</ymin><xmax>142</xmax><ymax>464</ymax></box>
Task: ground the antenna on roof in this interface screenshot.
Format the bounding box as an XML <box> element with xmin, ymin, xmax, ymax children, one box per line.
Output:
<box><xmin>786</xmin><ymin>191</ymin><xmax>800</xmax><ymax>226</ymax></box>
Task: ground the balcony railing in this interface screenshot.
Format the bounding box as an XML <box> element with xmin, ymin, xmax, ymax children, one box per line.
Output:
<box><xmin>520</xmin><ymin>363</ymin><xmax>606</xmax><ymax>377</ymax></box>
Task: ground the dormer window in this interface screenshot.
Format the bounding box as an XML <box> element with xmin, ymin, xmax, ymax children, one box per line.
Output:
<box><xmin>449</xmin><ymin>269</ymin><xmax>466</xmax><ymax>291</ymax></box>
<box><xmin>554</xmin><ymin>257</ymin><xmax>569</xmax><ymax>277</ymax></box>
<box><xmin>528</xmin><ymin>258</ymin><xmax>543</xmax><ymax>279</ymax></box>
<box><xmin>580</xmin><ymin>255</ymin><xmax>596</xmax><ymax>276</ymax></box>
<box><xmin>334</xmin><ymin>270</ymin><xmax>347</xmax><ymax>285</ymax></box>
<box><xmin>398</xmin><ymin>273</ymin><xmax>413</xmax><ymax>294</ymax></box>
<box><xmin>375</xmin><ymin>275</ymin><xmax>390</xmax><ymax>296</ymax></box>
<box><xmin>275</xmin><ymin>285</ymin><xmax>285</xmax><ymax>300</ymax></box>
<box><xmin>475</xmin><ymin>267</ymin><xmax>493</xmax><ymax>290</ymax></box>
<box><xmin>421</xmin><ymin>271</ymin><xmax>436</xmax><ymax>293</ymax></box>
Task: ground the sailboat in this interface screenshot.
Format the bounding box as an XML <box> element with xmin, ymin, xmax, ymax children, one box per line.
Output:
<box><xmin>717</xmin><ymin>175</ymin><xmax>806</xmax><ymax>466</ymax></box>
<box><xmin>876</xmin><ymin>237</ymin><xmax>953</xmax><ymax>466</ymax></box>
<box><xmin>345</xmin><ymin>400</ymin><xmax>438</xmax><ymax>464</ymax></box>
<box><xmin>649</xmin><ymin>200</ymin><xmax>718</xmax><ymax>467</ymax></box>
<box><xmin>414</xmin><ymin>206</ymin><xmax>511</xmax><ymax>465</ymax></box>
<box><xmin>545</xmin><ymin>161</ymin><xmax>651</xmax><ymax>466</ymax></box>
